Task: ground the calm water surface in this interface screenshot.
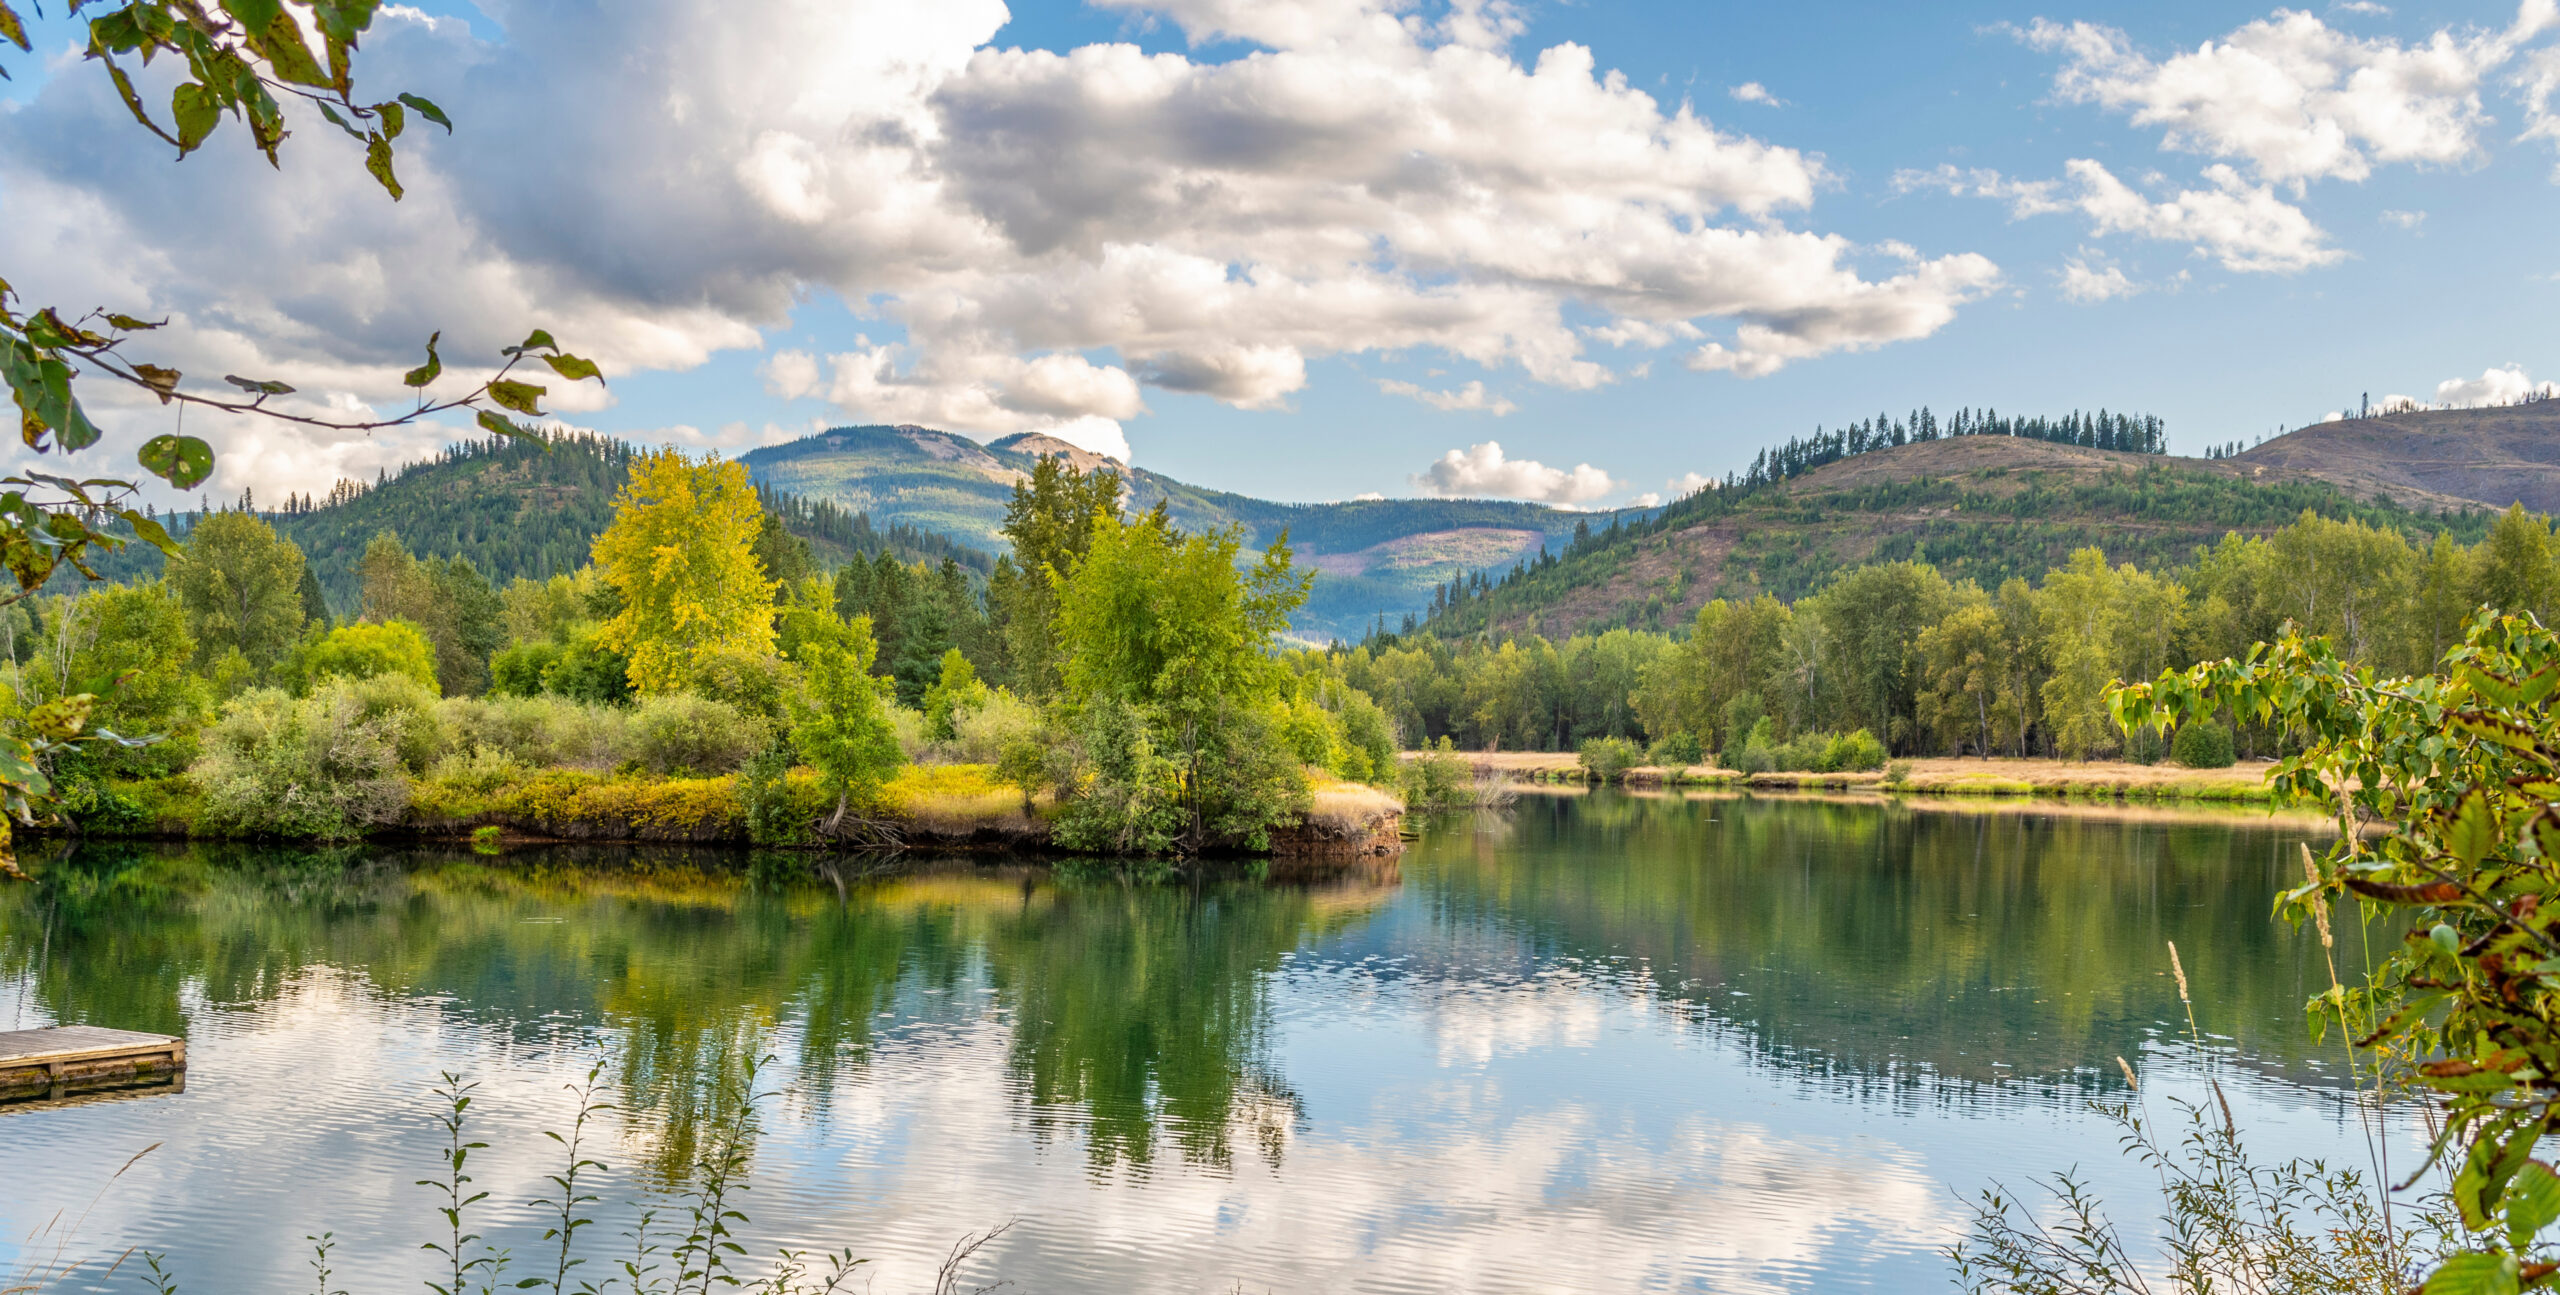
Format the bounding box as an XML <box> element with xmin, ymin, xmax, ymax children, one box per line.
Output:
<box><xmin>0</xmin><ymin>793</ymin><xmax>2414</xmax><ymax>1293</ymax></box>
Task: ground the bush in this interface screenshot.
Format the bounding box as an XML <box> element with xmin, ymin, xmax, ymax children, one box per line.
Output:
<box><xmin>947</xmin><ymin>687</ymin><xmax>1038</xmax><ymax>765</ymax></box>
<box><xmin>331</xmin><ymin>671</ymin><xmax>450</xmax><ymax>773</ymax></box>
<box><xmin>1332</xmin><ymin>692</ymin><xmax>1400</xmax><ymax>785</ymax></box>
<box><xmin>737</xmin><ymin>745</ymin><xmax>807</xmax><ymax>846</ymax></box>
<box><xmin>1646</xmin><ymin>731</ymin><xmax>1705</xmax><ymax>768</ymax></box>
<box><xmin>1053</xmin><ymin>697</ymin><xmax>1185</xmax><ymax>855</ymax></box>
<box><xmin>193</xmin><ymin>684</ymin><xmax>411</xmax><ymax>838</ymax></box>
<box><xmin>1820</xmin><ymin>729</ymin><xmax>1889</xmax><ymax>773</ymax></box>
<box><xmin>684</xmin><ymin>646</ymin><xmax>802</xmax><ymax>723</ymax></box>
<box><xmin>1399</xmin><ymin>738</ymin><xmax>1474</xmax><ymax>809</ymax></box>
<box><xmin>439</xmin><ymin>694</ymin><xmax>631</xmax><ymax>770</ymax></box>
<box><xmin>1884</xmin><ymin>759</ymin><xmax>1913</xmax><ymax>785</ymax></box>
<box><xmin>422</xmin><ymin>746</ymin><xmax>529</xmax><ymax>796</ymax></box>
<box><xmin>1275</xmin><ymin>696</ymin><xmax>1345</xmax><ymax>771</ymax></box>
<box><xmin>488</xmin><ymin>641</ymin><xmax>562</xmax><ymax>698</ymax></box>
<box><xmin>542</xmin><ymin>632</ymin><xmax>634</xmax><ymax>706</ymax></box>
<box><xmin>2171</xmin><ymin>719</ymin><xmax>2237</xmax><ymax>769</ymax></box>
<box><xmin>1578</xmin><ymin>736</ymin><xmax>1641</xmax><ymax>784</ymax></box>
<box><xmin>1772</xmin><ymin>732</ymin><xmax>1830</xmax><ymax>772</ymax></box>
<box><xmin>288</xmin><ymin>620</ymin><xmax>440</xmax><ymax>694</ymax></box>
<box><xmin>628</xmin><ymin>693</ymin><xmax>774</xmax><ymax>776</ymax></box>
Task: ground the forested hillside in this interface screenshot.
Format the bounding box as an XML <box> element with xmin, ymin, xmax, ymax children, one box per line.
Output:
<box><xmin>1419</xmin><ymin>432</ymin><xmax>2491</xmax><ymax>640</ymax></box>
<box><xmin>69</xmin><ymin>433</ymin><xmax>986</xmax><ymax>616</ymax></box>
<box><xmin>740</xmin><ymin>424</ymin><xmax>1593</xmax><ymax>639</ymax></box>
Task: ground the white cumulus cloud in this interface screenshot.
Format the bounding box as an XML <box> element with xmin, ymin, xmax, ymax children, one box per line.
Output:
<box><xmin>0</xmin><ymin>0</ymin><xmax>2013</xmax><ymax>498</ymax></box>
<box><xmin>1378</xmin><ymin>379</ymin><xmax>1518</xmax><ymax>415</ymax></box>
<box><xmin>2015</xmin><ymin>4</ymin><xmax>2555</xmax><ymax>188</ymax></box>
<box><xmin>1899</xmin><ymin>160</ymin><xmax>2342</xmax><ymax>273</ymax></box>
<box><xmin>2434</xmin><ymin>364</ymin><xmax>2560</xmax><ymax>406</ymax></box>
<box><xmin>1412</xmin><ymin>441</ymin><xmax>1616</xmax><ymax>503</ymax></box>
<box><xmin>1728</xmin><ymin>82</ymin><xmax>1782</xmax><ymax>106</ymax></box>
<box><xmin>2058</xmin><ymin>257</ymin><xmax>2143</xmax><ymax>301</ymax></box>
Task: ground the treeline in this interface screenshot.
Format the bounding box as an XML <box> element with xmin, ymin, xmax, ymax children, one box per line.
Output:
<box><xmin>1350</xmin><ymin>505</ymin><xmax>2560</xmax><ymax>761</ymax></box>
<box><xmin>1732</xmin><ymin>406</ymin><xmax>2166</xmax><ymax>496</ymax></box>
<box><xmin>1421</xmin><ymin>456</ymin><xmax>2489</xmax><ymax>640</ymax></box>
<box><xmin>54</xmin><ymin>431</ymin><xmax>987</xmax><ymax>616</ymax></box>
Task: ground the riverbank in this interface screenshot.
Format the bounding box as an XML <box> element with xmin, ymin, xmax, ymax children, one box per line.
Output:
<box><xmin>1428</xmin><ymin>751</ymin><xmax>2282</xmax><ymax>803</ymax></box>
<box><xmin>73</xmin><ymin>764</ymin><xmax>1408</xmax><ymax>860</ymax></box>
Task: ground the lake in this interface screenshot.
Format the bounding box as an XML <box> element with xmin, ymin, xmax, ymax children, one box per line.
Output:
<box><xmin>0</xmin><ymin>792</ymin><xmax>2414</xmax><ymax>1293</ymax></box>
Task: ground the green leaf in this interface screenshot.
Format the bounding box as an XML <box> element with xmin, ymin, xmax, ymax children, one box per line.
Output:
<box><xmin>375</xmin><ymin>98</ymin><xmax>405</xmax><ymax>142</ymax></box>
<box><xmin>247</xmin><ymin>8</ymin><xmax>329</xmax><ymax>88</ymax></box>
<box><xmin>398</xmin><ymin>92</ymin><xmax>452</xmax><ymax>133</ymax></box>
<box><xmin>218</xmin><ymin>0</ymin><xmax>285</xmax><ymax>31</ymax></box>
<box><xmin>222</xmin><ymin>374</ymin><xmax>294</xmax><ymax>396</ymax></box>
<box><xmin>103</xmin><ymin>314</ymin><xmax>163</xmax><ymax>332</ymax></box>
<box><xmin>403</xmin><ymin>332</ymin><xmax>442</xmax><ymax>388</ymax></box>
<box><xmin>364</xmin><ymin>131</ymin><xmax>402</xmax><ymax>200</ymax></box>
<box><xmin>316</xmin><ymin>101</ymin><xmax>366</xmax><ymax>140</ymax></box>
<box><xmin>486</xmin><ymin>379</ymin><xmax>545</xmax><ymax>416</ymax></box>
<box><xmin>0</xmin><ymin>2</ymin><xmax>27</xmax><ymax>54</ymax></box>
<box><xmin>513</xmin><ymin>328</ymin><xmax>557</xmax><ymax>353</ymax></box>
<box><xmin>2423</xmin><ymin>1253</ymin><xmax>2521</xmax><ymax>1295</ymax></box>
<box><xmin>101</xmin><ymin>58</ymin><xmax>176</xmax><ymax>147</ymax></box>
<box><xmin>2508</xmin><ymin>1162</ymin><xmax>2560</xmax><ymax>1250</ymax></box>
<box><xmin>0</xmin><ymin>735</ymin><xmax>48</xmax><ymax>798</ymax></box>
<box><xmin>138</xmin><ymin>434</ymin><xmax>214</xmax><ymax>489</ymax></box>
<box><xmin>540</xmin><ymin>352</ymin><xmax>602</xmax><ymax>384</ymax></box>
<box><xmin>116</xmin><ymin>509</ymin><xmax>176</xmax><ymax>555</ymax></box>
<box><xmin>2452</xmin><ymin>791</ymin><xmax>2498</xmax><ymax>867</ymax></box>
<box><xmin>475</xmin><ymin>409</ymin><xmax>531</xmax><ymax>440</ymax></box>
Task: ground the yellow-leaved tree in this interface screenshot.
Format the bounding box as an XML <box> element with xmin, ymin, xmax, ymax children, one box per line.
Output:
<box><xmin>590</xmin><ymin>450</ymin><xmax>777</xmax><ymax>694</ymax></box>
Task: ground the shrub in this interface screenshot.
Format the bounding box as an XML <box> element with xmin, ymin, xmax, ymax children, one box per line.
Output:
<box><xmin>1821</xmin><ymin>729</ymin><xmax>1889</xmax><ymax>773</ymax></box>
<box><xmin>328</xmin><ymin>671</ymin><xmax>450</xmax><ymax>773</ymax></box>
<box><xmin>2171</xmin><ymin>719</ymin><xmax>2236</xmax><ymax>769</ymax></box>
<box><xmin>920</xmin><ymin>649</ymin><xmax>989</xmax><ymax>743</ymax></box>
<box><xmin>629</xmin><ymin>693</ymin><xmax>774</xmax><ymax>776</ymax></box>
<box><xmin>1399</xmin><ymin>738</ymin><xmax>1474</xmax><ymax>809</ymax></box>
<box><xmin>489</xmin><ymin>642</ymin><xmax>562</xmax><ymax>698</ymax></box>
<box><xmin>423</xmin><ymin>746</ymin><xmax>529</xmax><ymax>796</ymax></box>
<box><xmin>1053</xmin><ymin>697</ymin><xmax>1185</xmax><ymax>855</ymax></box>
<box><xmin>1727</xmin><ymin>743</ymin><xmax>1774</xmax><ymax>776</ymax></box>
<box><xmin>289</xmin><ymin>620</ymin><xmax>440</xmax><ymax>694</ymax></box>
<box><xmin>948</xmin><ymin>687</ymin><xmax>1038</xmax><ymax>765</ymax></box>
<box><xmin>1646</xmin><ymin>731</ymin><xmax>1705</xmax><ymax>768</ymax></box>
<box><xmin>542</xmin><ymin>632</ymin><xmax>635</xmax><ymax>706</ymax></box>
<box><xmin>1884</xmin><ymin>759</ymin><xmax>1913</xmax><ymax>785</ymax></box>
<box><xmin>1577</xmin><ymin>736</ymin><xmax>1641</xmax><ymax>784</ymax></box>
<box><xmin>684</xmin><ymin>646</ymin><xmax>801</xmax><ymax>724</ymax></box>
<box><xmin>439</xmin><ymin>694</ymin><xmax>632</xmax><ymax>770</ymax></box>
<box><xmin>737</xmin><ymin>746</ymin><xmax>807</xmax><ymax>846</ymax></box>
<box><xmin>1772</xmin><ymin>732</ymin><xmax>1831</xmax><ymax>772</ymax></box>
<box><xmin>1332</xmin><ymin>691</ymin><xmax>1399</xmax><ymax>785</ymax></box>
<box><xmin>193</xmin><ymin>684</ymin><xmax>411</xmax><ymax>839</ymax></box>
<box><xmin>1275</xmin><ymin>696</ymin><xmax>1344</xmax><ymax>771</ymax></box>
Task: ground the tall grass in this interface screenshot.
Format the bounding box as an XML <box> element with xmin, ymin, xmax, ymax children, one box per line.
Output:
<box><xmin>82</xmin><ymin>1052</ymin><xmax>1005</xmax><ymax>1295</ymax></box>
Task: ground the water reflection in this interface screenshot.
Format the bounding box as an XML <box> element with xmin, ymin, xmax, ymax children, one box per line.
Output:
<box><xmin>0</xmin><ymin>795</ymin><xmax>2395</xmax><ymax>1293</ymax></box>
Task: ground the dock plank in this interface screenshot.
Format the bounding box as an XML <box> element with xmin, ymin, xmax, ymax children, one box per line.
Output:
<box><xmin>0</xmin><ymin>1025</ymin><xmax>187</xmax><ymax>1102</ymax></box>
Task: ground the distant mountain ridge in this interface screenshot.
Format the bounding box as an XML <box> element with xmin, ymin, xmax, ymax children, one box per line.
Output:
<box><xmin>1412</xmin><ymin>406</ymin><xmax>2556</xmax><ymax>641</ymax></box>
<box><xmin>739</xmin><ymin>424</ymin><xmax>1595</xmax><ymax>639</ymax></box>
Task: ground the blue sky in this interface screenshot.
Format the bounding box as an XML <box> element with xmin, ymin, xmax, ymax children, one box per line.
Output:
<box><xmin>2</xmin><ymin>0</ymin><xmax>2553</xmax><ymax>508</ymax></box>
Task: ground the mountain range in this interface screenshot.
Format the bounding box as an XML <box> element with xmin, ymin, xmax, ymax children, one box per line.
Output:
<box><xmin>61</xmin><ymin>400</ymin><xmax>2560</xmax><ymax>643</ymax></box>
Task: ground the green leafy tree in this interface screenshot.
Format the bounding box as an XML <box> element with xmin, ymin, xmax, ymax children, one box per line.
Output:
<box><xmin>787</xmin><ymin>617</ymin><xmax>903</xmax><ymax>831</ymax></box>
<box><xmin>166</xmin><ymin>510</ymin><xmax>310</xmax><ymax>678</ymax></box>
<box><xmin>17</xmin><ymin>581</ymin><xmax>207</xmax><ymax>777</ymax></box>
<box><xmin>1054</xmin><ymin>506</ymin><xmax>1312</xmax><ymax>852</ymax></box>
<box><xmin>995</xmin><ymin>457</ymin><xmax>1124</xmax><ymax>699</ymax></box>
<box><xmin>922</xmin><ymin>648</ymin><xmax>987</xmax><ymax>744</ymax></box>
<box><xmin>288</xmin><ymin>620</ymin><xmax>440</xmax><ymax>694</ymax></box>
<box><xmin>590</xmin><ymin>450</ymin><xmax>777</xmax><ymax>694</ymax></box>
<box><xmin>2115</xmin><ymin>612</ymin><xmax>2560</xmax><ymax>1292</ymax></box>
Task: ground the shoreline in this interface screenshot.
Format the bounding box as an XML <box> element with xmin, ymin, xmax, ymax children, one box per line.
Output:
<box><xmin>1429</xmin><ymin>751</ymin><xmax>2287</xmax><ymax>804</ymax></box>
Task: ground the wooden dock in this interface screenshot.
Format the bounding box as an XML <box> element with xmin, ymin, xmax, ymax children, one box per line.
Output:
<box><xmin>0</xmin><ymin>1025</ymin><xmax>187</xmax><ymax>1105</ymax></box>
